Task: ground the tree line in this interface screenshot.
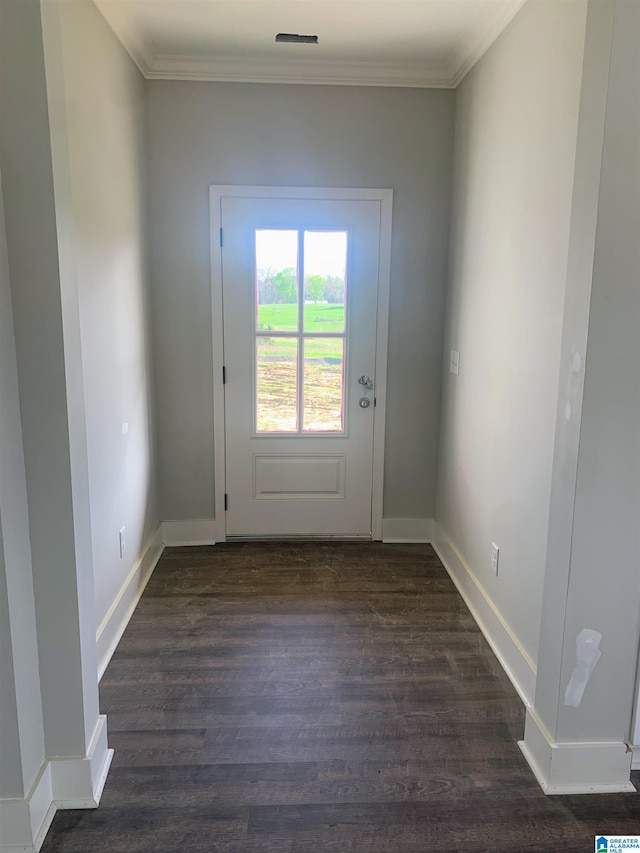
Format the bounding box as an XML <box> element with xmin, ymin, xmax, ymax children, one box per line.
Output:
<box><xmin>258</xmin><ymin>267</ymin><xmax>344</xmax><ymax>304</ymax></box>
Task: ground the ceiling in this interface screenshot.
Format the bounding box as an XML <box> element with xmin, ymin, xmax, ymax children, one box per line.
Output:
<box><xmin>93</xmin><ymin>0</ymin><xmax>527</xmax><ymax>88</ymax></box>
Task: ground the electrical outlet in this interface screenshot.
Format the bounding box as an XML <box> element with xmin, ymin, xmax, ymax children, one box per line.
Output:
<box><xmin>450</xmin><ymin>350</ymin><xmax>460</xmax><ymax>375</ymax></box>
<box><xmin>119</xmin><ymin>526</ymin><xmax>126</xmax><ymax>559</ymax></box>
<box><xmin>490</xmin><ymin>542</ymin><xmax>499</xmax><ymax>575</ymax></box>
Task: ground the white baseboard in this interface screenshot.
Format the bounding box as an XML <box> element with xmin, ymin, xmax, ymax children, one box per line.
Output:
<box><xmin>381</xmin><ymin>517</ymin><xmax>433</xmax><ymax>543</ymax></box>
<box><xmin>0</xmin><ymin>762</ymin><xmax>54</xmax><ymax>853</ymax></box>
<box><xmin>432</xmin><ymin>522</ymin><xmax>536</xmax><ymax>708</ymax></box>
<box><xmin>0</xmin><ymin>716</ymin><xmax>113</xmax><ymax>852</ymax></box>
<box><xmin>50</xmin><ymin>714</ymin><xmax>114</xmax><ymax>809</ymax></box>
<box><xmin>162</xmin><ymin>518</ymin><xmax>217</xmax><ymax>546</ymax></box>
<box><xmin>519</xmin><ymin>708</ymin><xmax>635</xmax><ymax>794</ymax></box>
<box><xmin>96</xmin><ymin>525</ymin><xmax>164</xmax><ymax>680</ymax></box>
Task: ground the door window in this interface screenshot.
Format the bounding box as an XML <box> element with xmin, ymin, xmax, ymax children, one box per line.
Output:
<box><xmin>254</xmin><ymin>229</ymin><xmax>347</xmax><ymax>434</ymax></box>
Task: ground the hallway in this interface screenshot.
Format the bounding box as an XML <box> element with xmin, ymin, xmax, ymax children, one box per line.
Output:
<box><xmin>41</xmin><ymin>543</ymin><xmax>640</xmax><ymax>852</ymax></box>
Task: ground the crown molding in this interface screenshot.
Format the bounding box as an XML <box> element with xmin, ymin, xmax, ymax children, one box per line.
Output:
<box><xmin>447</xmin><ymin>0</ymin><xmax>528</xmax><ymax>88</ymax></box>
<box><xmin>145</xmin><ymin>53</ymin><xmax>454</xmax><ymax>88</ymax></box>
<box><xmin>93</xmin><ymin>0</ymin><xmax>526</xmax><ymax>89</ymax></box>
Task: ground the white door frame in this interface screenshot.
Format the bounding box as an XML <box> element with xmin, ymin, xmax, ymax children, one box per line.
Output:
<box><xmin>210</xmin><ymin>185</ymin><xmax>393</xmax><ymax>542</ymax></box>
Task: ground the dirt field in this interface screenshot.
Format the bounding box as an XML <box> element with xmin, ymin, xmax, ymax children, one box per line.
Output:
<box><xmin>256</xmin><ymin>359</ymin><xmax>343</xmax><ymax>432</ymax></box>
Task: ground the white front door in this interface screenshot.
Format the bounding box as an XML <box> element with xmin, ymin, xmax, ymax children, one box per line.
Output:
<box><xmin>220</xmin><ymin>192</ymin><xmax>387</xmax><ymax>538</ymax></box>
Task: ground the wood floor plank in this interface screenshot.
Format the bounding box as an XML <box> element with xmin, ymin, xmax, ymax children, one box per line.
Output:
<box><xmin>39</xmin><ymin>542</ymin><xmax>640</xmax><ymax>852</ymax></box>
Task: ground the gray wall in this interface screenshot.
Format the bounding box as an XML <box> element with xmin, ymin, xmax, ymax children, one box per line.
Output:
<box><xmin>146</xmin><ymin>82</ymin><xmax>454</xmax><ymax>522</ymax></box>
<box><xmin>435</xmin><ymin>0</ymin><xmax>588</xmax><ymax>665</ymax></box>
<box><xmin>58</xmin><ymin>0</ymin><xmax>158</xmax><ymax>629</ymax></box>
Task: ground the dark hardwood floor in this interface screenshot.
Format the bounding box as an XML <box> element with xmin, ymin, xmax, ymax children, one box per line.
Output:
<box><xmin>41</xmin><ymin>542</ymin><xmax>640</xmax><ymax>852</ymax></box>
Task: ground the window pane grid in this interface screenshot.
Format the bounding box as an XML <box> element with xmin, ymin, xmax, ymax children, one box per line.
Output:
<box><xmin>254</xmin><ymin>229</ymin><xmax>347</xmax><ymax>434</ymax></box>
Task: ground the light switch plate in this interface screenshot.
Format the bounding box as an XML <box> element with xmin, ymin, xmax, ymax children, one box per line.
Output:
<box><xmin>491</xmin><ymin>543</ymin><xmax>499</xmax><ymax>575</ymax></box>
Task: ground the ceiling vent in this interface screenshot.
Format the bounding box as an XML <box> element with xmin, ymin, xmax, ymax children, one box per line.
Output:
<box><xmin>275</xmin><ymin>33</ymin><xmax>318</xmax><ymax>45</ymax></box>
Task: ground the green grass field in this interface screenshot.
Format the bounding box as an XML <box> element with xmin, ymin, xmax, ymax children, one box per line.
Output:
<box><xmin>257</xmin><ymin>302</ymin><xmax>344</xmax><ymax>333</ymax></box>
<box><xmin>257</xmin><ymin>303</ymin><xmax>344</xmax><ymax>360</ymax></box>
<box><xmin>256</xmin><ymin>337</ymin><xmax>343</xmax><ymax>360</ymax></box>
